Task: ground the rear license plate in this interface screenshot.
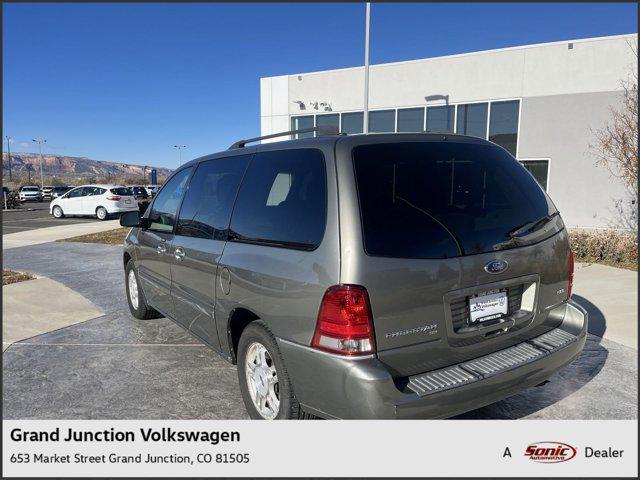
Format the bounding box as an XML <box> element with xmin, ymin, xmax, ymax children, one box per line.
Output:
<box><xmin>469</xmin><ymin>290</ymin><xmax>507</xmax><ymax>323</ymax></box>
<box><xmin>125</xmin><ymin>199</ymin><xmax>131</xmax><ymax>204</ymax></box>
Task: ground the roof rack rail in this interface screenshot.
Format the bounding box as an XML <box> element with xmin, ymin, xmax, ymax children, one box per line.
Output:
<box><xmin>229</xmin><ymin>125</ymin><xmax>340</xmax><ymax>149</ymax></box>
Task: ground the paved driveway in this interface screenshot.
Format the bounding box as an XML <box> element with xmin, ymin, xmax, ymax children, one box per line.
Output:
<box><xmin>3</xmin><ymin>201</ymin><xmax>98</xmax><ymax>234</ymax></box>
<box><xmin>2</xmin><ymin>242</ymin><xmax>637</xmax><ymax>420</ymax></box>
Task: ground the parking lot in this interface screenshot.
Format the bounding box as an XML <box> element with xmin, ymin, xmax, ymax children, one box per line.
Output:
<box><xmin>2</xmin><ymin>201</ymin><xmax>98</xmax><ymax>233</ymax></box>
<box><xmin>2</xmin><ymin>231</ymin><xmax>637</xmax><ymax>420</ymax></box>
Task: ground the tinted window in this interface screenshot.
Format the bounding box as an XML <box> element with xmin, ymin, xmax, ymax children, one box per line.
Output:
<box><xmin>177</xmin><ymin>155</ymin><xmax>250</xmax><ymax>240</ymax></box>
<box><xmin>148</xmin><ymin>168</ymin><xmax>192</xmax><ymax>232</ymax></box>
<box><xmin>291</xmin><ymin>115</ymin><xmax>314</xmax><ymax>139</ymax></box>
<box><xmin>397</xmin><ymin>108</ymin><xmax>425</xmax><ymax>132</ymax></box>
<box><xmin>110</xmin><ymin>187</ymin><xmax>132</xmax><ymax>195</ymax></box>
<box><xmin>316</xmin><ymin>114</ymin><xmax>339</xmax><ymax>132</ymax></box>
<box><xmin>353</xmin><ymin>142</ymin><xmax>557</xmax><ymax>259</ymax></box>
<box><xmin>489</xmin><ymin>100</ymin><xmax>520</xmax><ymax>156</ymax></box>
<box><xmin>342</xmin><ymin>112</ymin><xmax>364</xmax><ymax>134</ymax></box>
<box><xmin>520</xmin><ymin>160</ymin><xmax>549</xmax><ymax>191</ymax></box>
<box><xmin>230</xmin><ymin>149</ymin><xmax>326</xmax><ymax>249</ymax></box>
<box><xmin>456</xmin><ymin>103</ymin><xmax>488</xmax><ymax>138</ymax></box>
<box><xmin>66</xmin><ymin>187</ymin><xmax>84</xmax><ymax>198</ymax></box>
<box><xmin>369</xmin><ymin>110</ymin><xmax>395</xmax><ymax>133</ymax></box>
<box><xmin>426</xmin><ymin>106</ymin><xmax>454</xmax><ymax>133</ymax></box>
<box><xmin>82</xmin><ymin>187</ymin><xmax>106</xmax><ymax>196</ymax></box>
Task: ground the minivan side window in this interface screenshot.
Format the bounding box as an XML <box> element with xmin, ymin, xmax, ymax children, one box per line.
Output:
<box><xmin>148</xmin><ymin>168</ymin><xmax>192</xmax><ymax>232</ymax></box>
<box><xmin>176</xmin><ymin>155</ymin><xmax>251</xmax><ymax>240</ymax></box>
<box><xmin>229</xmin><ymin>149</ymin><xmax>326</xmax><ymax>249</ymax></box>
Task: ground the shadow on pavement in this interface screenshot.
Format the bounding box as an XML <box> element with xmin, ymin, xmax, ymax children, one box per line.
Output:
<box><xmin>572</xmin><ymin>294</ymin><xmax>606</xmax><ymax>338</ymax></box>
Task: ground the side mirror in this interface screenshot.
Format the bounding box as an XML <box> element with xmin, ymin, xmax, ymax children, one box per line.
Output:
<box><xmin>120</xmin><ymin>210</ymin><xmax>148</xmax><ymax>228</ymax></box>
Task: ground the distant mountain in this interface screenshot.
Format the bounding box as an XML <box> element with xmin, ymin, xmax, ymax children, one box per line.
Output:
<box><xmin>2</xmin><ymin>152</ymin><xmax>173</xmax><ymax>179</ymax></box>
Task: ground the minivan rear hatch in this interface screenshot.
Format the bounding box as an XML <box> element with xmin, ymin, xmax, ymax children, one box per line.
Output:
<box><xmin>347</xmin><ymin>139</ymin><xmax>570</xmax><ymax>377</ymax></box>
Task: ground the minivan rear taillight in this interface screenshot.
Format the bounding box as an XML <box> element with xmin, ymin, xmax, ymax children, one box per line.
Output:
<box><xmin>106</xmin><ymin>195</ymin><xmax>121</xmax><ymax>201</ymax></box>
<box><xmin>568</xmin><ymin>248</ymin><xmax>575</xmax><ymax>298</ymax></box>
<box><xmin>311</xmin><ymin>285</ymin><xmax>375</xmax><ymax>355</ymax></box>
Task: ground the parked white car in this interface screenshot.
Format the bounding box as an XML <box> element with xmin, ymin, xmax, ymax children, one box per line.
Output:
<box><xmin>19</xmin><ymin>186</ymin><xmax>44</xmax><ymax>202</ymax></box>
<box><xmin>50</xmin><ymin>185</ymin><xmax>139</xmax><ymax>220</ymax></box>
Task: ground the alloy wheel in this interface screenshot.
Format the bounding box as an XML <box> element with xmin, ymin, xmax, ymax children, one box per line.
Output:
<box><xmin>244</xmin><ymin>342</ymin><xmax>280</xmax><ymax>419</ymax></box>
<box><xmin>128</xmin><ymin>269</ymin><xmax>139</xmax><ymax>310</ymax></box>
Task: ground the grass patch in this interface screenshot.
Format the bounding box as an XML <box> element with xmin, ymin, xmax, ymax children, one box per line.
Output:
<box><xmin>60</xmin><ymin>227</ymin><xmax>130</xmax><ymax>245</ymax></box>
<box><xmin>3</xmin><ymin>269</ymin><xmax>36</xmax><ymax>286</ymax></box>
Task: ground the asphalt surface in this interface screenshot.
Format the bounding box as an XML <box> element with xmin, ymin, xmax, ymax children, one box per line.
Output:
<box><xmin>2</xmin><ymin>201</ymin><xmax>98</xmax><ymax>234</ymax></box>
<box><xmin>3</xmin><ymin>242</ymin><xmax>638</xmax><ymax>420</ymax></box>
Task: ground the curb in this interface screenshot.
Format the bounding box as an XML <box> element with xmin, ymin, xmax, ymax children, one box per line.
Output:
<box><xmin>2</xmin><ymin>208</ymin><xmax>36</xmax><ymax>212</ymax></box>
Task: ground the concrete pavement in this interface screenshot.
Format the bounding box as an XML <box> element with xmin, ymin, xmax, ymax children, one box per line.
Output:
<box><xmin>573</xmin><ymin>262</ymin><xmax>638</xmax><ymax>349</ymax></box>
<box><xmin>2</xmin><ymin>201</ymin><xmax>99</xmax><ymax>234</ymax></box>
<box><xmin>2</xmin><ymin>276</ymin><xmax>103</xmax><ymax>351</ymax></box>
<box><xmin>2</xmin><ymin>241</ymin><xmax>637</xmax><ymax>420</ymax></box>
<box><xmin>2</xmin><ymin>219</ymin><xmax>120</xmax><ymax>249</ymax></box>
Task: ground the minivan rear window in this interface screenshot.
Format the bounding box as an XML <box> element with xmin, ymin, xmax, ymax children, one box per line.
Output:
<box><xmin>353</xmin><ymin>142</ymin><xmax>559</xmax><ymax>259</ymax></box>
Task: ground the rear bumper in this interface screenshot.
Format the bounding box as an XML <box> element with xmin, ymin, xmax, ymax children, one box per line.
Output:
<box><xmin>278</xmin><ymin>299</ymin><xmax>588</xmax><ymax>419</ymax></box>
<box><xmin>107</xmin><ymin>204</ymin><xmax>139</xmax><ymax>213</ymax></box>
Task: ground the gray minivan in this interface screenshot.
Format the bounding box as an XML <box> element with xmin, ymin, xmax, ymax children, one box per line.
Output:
<box><xmin>121</xmin><ymin>127</ymin><xmax>587</xmax><ymax>419</ymax></box>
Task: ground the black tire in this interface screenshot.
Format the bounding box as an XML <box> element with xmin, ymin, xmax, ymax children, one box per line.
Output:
<box><xmin>237</xmin><ymin>321</ymin><xmax>308</xmax><ymax>420</ymax></box>
<box><xmin>52</xmin><ymin>205</ymin><xmax>64</xmax><ymax>218</ymax></box>
<box><xmin>125</xmin><ymin>259</ymin><xmax>161</xmax><ymax>320</ymax></box>
<box><xmin>96</xmin><ymin>206</ymin><xmax>108</xmax><ymax>220</ymax></box>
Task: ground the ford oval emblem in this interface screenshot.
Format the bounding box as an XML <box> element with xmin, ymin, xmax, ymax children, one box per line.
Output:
<box><xmin>484</xmin><ymin>259</ymin><xmax>508</xmax><ymax>274</ymax></box>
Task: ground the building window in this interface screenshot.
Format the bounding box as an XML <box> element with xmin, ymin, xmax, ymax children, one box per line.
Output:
<box><xmin>291</xmin><ymin>115</ymin><xmax>314</xmax><ymax>139</ymax></box>
<box><xmin>426</xmin><ymin>105</ymin><xmax>454</xmax><ymax>133</ymax></box>
<box><xmin>520</xmin><ymin>159</ymin><xmax>549</xmax><ymax>191</ymax></box>
<box><xmin>368</xmin><ymin>109</ymin><xmax>396</xmax><ymax>133</ymax></box>
<box><xmin>489</xmin><ymin>100</ymin><xmax>520</xmax><ymax>156</ymax></box>
<box><xmin>456</xmin><ymin>103</ymin><xmax>488</xmax><ymax>138</ymax></box>
<box><xmin>342</xmin><ymin>111</ymin><xmax>364</xmax><ymax>134</ymax></box>
<box><xmin>397</xmin><ymin>107</ymin><xmax>425</xmax><ymax>132</ymax></box>
<box><xmin>315</xmin><ymin>113</ymin><xmax>339</xmax><ymax>132</ymax></box>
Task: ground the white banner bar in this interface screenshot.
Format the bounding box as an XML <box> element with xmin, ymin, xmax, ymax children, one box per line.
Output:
<box><xmin>3</xmin><ymin>420</ymin><xmax>637</xmax><ymax>477</ymax></box>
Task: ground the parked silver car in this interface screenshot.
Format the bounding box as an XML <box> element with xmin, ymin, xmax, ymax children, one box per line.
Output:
<box><xmin>121</xmin><ymin>128</ymin><xmax>587</xmax><ymax>419</ymax></box>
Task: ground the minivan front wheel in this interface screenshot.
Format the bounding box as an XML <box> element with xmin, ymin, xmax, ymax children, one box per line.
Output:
<box><xmin>237</xmin><ymin>322</ymin><xmax>305</xmax><ymax>420</ymax></box>
<box><xmin>125</xmin><ymin>259</ymin><xmax>161</xmax><ymax>320</ymax></box>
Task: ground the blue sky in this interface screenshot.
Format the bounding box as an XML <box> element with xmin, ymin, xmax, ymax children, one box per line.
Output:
<box><xmin>3</xmin><ymin>2</ymin><xmax>637</xmax><ymax>168</ymax></box>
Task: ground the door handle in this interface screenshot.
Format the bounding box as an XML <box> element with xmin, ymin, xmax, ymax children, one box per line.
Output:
<box><xmin>174</xmin><ymin>247</ymin><xmax>186</xmax><ymax>261</ymax></box>
<box><xmin>156</xmin><ymin>244</ymin><xmax>167</xmax><ymax>255</ymax></box>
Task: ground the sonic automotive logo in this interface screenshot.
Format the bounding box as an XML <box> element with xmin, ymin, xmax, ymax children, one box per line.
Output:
<box><xmin>524</xmin><ymin>441</ymin><xmax>577</xmax><ymax>463</ymax></box>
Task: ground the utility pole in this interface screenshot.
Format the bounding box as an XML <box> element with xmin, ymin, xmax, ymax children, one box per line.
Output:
<box><xmin>32</xmin><ymin>138</ymin><xmax>46</xmax><ymax>188</ymax></box>
<box><xmin>363</xmin><ymin>2</ymin><xmax>371</xmax><ymax>134</ymax></box>
<box><xmin>27</xmin><ymin>164</ymin><xmax>33</xmax><ymax>184</ymax></box>
<box><xmin>5</xmin><ymin>136</ymin><xmax>12</xmax><ymax>181</ymax></box>
<box><xmin>174</xmin><ymin>145</ymin><xmax>186</xmax><ymax>166</ymax></box>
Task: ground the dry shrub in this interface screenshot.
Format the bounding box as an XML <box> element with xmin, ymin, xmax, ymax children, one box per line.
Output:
<box><xmin>568</xmin><ymin>229</ymin><xmax>637</xmax><ymax>269</ymax></box>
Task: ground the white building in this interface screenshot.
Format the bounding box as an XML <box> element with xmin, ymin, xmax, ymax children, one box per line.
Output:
<box><xmin>260</xmin><ymin>33</ymin><xmax>638</xmax><ymax>229</ymax></box>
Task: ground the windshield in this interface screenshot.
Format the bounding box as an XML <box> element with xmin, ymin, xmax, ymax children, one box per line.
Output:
<box><xmin>53</xmin><ymin>187</ymin><xmax>69</xmax><ymax>192</ymax></box>
<box><xmin>23</xmin><ymin>187</ymin><xmax>39</xmax><ymax>192</ymax></box>
<box><xmin>110</xmin><ymin>187</ymin><xmax>133</xmax><ymax>196</ymax></box>
<box><xmin>353</xmin><ymin>141</ymin><xmax>560</xmax><ymax>259</ymax></box>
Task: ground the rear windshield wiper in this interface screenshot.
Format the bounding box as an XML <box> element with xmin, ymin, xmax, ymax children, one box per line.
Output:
<box><xmin>506</xmin><ymin>211</ymin><xmax>560</xmax><ymax>239</ymax></box>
